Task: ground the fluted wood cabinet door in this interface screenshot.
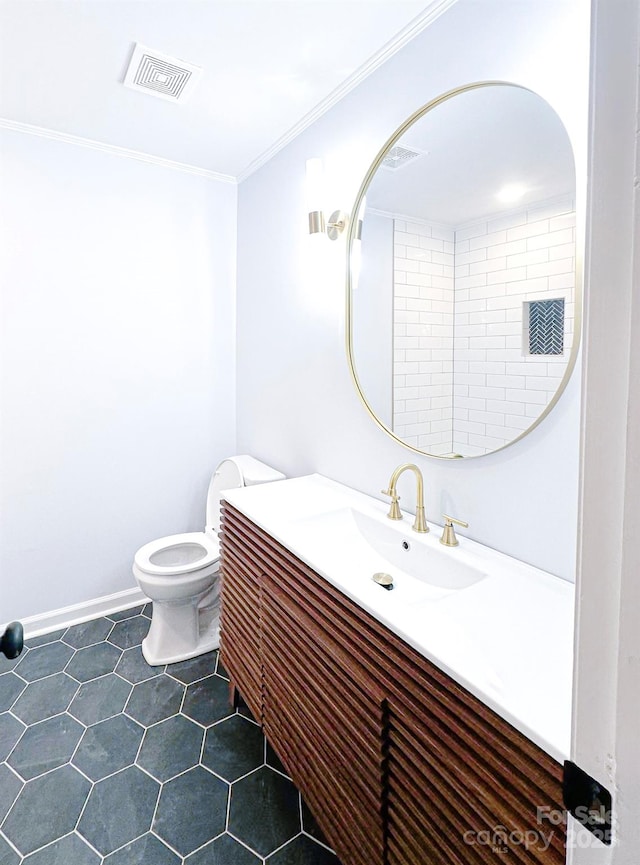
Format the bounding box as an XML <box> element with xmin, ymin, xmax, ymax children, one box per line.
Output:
<box><xmin>219</xmin><ymin>505</ymin><xmax>567</xmax><ymax>865</ymax></box>
<box><xmin>385</xmin><ymin>661</ymin><xmax>566</xmax><ymax>865</ymax></box>
<box><xmin>262</xmin><ymin>575</ymin><xmax>387</xmax><ymax>865</ymax></box>
<box><xmin>219</xmin><ymin>513</ymin><xmax>263</xmax><ymax>722</ymax></box>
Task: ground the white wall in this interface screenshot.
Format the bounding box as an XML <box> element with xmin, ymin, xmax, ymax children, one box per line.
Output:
<box><xmin>0</xmin><ymin>130</ymin><xmax>237</xmax><ymax>621</ymax></box>
<box><xmin>236</xmin><ymin>0</ymin><xmax>590</xmax><ymax>581</ymax></box>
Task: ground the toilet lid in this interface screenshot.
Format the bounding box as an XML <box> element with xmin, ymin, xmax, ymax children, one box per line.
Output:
<box><xmin>134</xmin><ymin>532</ymin><xmax>220</xmax><ymax>576</ymax></box>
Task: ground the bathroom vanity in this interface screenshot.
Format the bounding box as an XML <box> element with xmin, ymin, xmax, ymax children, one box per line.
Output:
<box><xmin>220</xmin><ymin>475</ymin><xmax>573</xmax><ymax>865</ymax></box>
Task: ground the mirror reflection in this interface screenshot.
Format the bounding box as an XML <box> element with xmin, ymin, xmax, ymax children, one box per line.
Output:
<box><xmin>350</xmin><ymin>84</ymin><xmax>578</xmax><ymax>458</ymax></box>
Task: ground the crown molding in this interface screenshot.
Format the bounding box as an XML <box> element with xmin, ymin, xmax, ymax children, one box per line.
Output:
<box><xmin>236</xmin><ymin>0</ymin><xmax>458</xmax><ymax>182</ymax></box>
<box><xmin>0</xmin><ymin>118</ymin><xmax>236</xmax><ymax>184</ymax></box>
<box><xmin>1</xmin><ymin>0</ymin><xmax>456</xmax><ymax>185</ymax></box>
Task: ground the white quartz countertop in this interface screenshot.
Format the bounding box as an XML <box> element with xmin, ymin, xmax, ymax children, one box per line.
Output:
<box><xmin>223</xmin><ymin>474</ymin><xmax>574</xmax><ymax>763</ymax></box>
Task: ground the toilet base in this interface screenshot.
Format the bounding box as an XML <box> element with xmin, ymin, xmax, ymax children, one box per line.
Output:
<box><xmin>141</xmin><ymin>586</ymin><xmax>220</xmax><ymax>666</ymax></box>
<box><xmin>141</xmin><ymin>630</ymin><xmax>220</xmax><ymax>666</ymax></box>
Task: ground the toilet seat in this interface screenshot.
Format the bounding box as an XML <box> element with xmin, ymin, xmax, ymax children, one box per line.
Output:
<box><xmin>134</xmin><ymin>532</ymin><xmax>220</xmax><ymax>576</ymax></box>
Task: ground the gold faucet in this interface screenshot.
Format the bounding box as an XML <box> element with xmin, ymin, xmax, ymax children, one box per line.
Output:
<box><xmin>381</xmin><ymin>463</ymin><xmax>429</xmax><ymax>533</ymax></box>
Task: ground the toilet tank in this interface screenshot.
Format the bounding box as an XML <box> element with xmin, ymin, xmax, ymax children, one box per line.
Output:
<box><xmin>205</xmin><ymin>455</ymin><xmax>285</xmax><ymax>534</ymax></box>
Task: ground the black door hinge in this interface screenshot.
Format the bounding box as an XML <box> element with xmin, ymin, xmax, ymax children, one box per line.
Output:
<box><xmin>563</xmin><ymin>760</ymin><xmax>613</xmax><ymax>846</ymax></box>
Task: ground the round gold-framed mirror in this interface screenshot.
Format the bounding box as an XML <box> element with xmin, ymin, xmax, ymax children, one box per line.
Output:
<box><xmin>346</xmin><ymin>82</ymin><xmax>581</xmax><ymax>459</ymax></box>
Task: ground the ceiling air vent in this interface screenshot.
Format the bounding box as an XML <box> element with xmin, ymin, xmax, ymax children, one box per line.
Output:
<box><xmin>381</xmin><ymin>145</ymin><xmax>425</xmax><ymax>171</ymax></box>
<box><xmin>123</xmin><ymin>43</ymin><xmax>202</xmax><ymax>103</ymax></box>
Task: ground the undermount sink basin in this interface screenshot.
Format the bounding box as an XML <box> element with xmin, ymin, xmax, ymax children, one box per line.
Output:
<box><xmin>292</xmin><ymin>506</ymin><xmax>487</xmax><ymax>600</ymax></box>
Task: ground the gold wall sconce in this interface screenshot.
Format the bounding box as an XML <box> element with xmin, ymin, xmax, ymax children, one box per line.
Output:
<box><xmin>305</xmin><ymin>157</ymin><xmax>348</xmax><ymax>241</ymax></box>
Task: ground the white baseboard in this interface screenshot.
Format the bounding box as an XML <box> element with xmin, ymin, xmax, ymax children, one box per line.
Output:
<box><xmin>14</xmin><ymin>587</ymin><xmax>148</xmax><ymax>639</ymax></box>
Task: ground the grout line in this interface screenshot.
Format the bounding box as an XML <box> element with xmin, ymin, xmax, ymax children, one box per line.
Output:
<box><xmin>224</xmin><ymin>777</ymin><xmax>232</xmax><ymax>833</ymax></box>
<box><xmin>68</xmin><ymin>722</ymin><xmax>88</xmax><ymax>767</ymax></box>
<box><xmin>298</xmin><ymin>791</ymin><xmax>304</xmax><ymax>834</ymax></box>
<box><xmin>149</xmin><ymin>828</ymin><xmax>184</xmax><ymax>860</ymax></box>
<box><xmin>226</xmin><ymin>829</ymin><xmax>265</xmax><ymax>860</ymax></box>
<box><xmin>263</xmin><ymin>761</ymin><xmax>292</xmax><ymax>782</ymax></box>
<box><xmin>73</xmin><ymin>828</ymin><xmax>103</xmax><ymax>860</ymax></box>
<box><xmin>72</xmin><ymin>762</ymin><xmax>95</xmax><ymax>785</ymax></box>
<box><xmin>264</xmin><ymin>830</ymin><xmax>303</xmax><ymax>860</ymax></box>
<box><xmin>149</xmin><ymin>779</ymin><xmax>164</xmax><ymax>834</ymax></box>
<box><xmin>73</xmin><ymin>775</ymin><xmax>96</xmax><ymax>832</ymax></box>
<box><xmin>6</xmin><ymin>710</ymin><xmax>26</xmax><ymax>727</ymax></box>
<box><xmin>0</xmin><ymin>830</ymin><xmax>21</xmax><ymax>858</ymax></box>
<box><xmin>177</xmin><ymin>680</ymin><xmax>188</xmax><ymax>715</ymax></box>
<box><xmin>300</xmin><ymin>828</ymin><xmax>337</xmax><ymax>854</ymax></box>
<box><xmin>134</xmin><ymin>723</ymin><xmax>149</xmax><ymax>767</ymax></box>
<box><xmin>198</xmin><ymin>722</ymin><xmax>207</xmax><ymax>764</ymax></box>
<box><xmin>4</xmin><ymin>829</ymin><xmax>73</xmax><ymax>860</ymax></box>
<box><xmin>103</xmin><ymin>827</ymin><xmax>149</xmax><ymax>860</ymax></box>
<box><xmin>199</xmin><ymin>763</ymin><xmax>232</xmax><ymax>787</ymax></box>
<box><xmin>181</xmin><ymin>828</ymin><xmax>227</xmax><ymax>860</ymax></box>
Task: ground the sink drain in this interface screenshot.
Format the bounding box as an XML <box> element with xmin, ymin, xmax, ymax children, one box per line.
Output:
<box><xmin>372</xmin><ymin>572</ymin><xmax>394</xmax><ymax>591</ymax></box>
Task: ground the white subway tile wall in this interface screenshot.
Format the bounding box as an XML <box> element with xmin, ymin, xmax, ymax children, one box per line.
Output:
<box><xmin>393</xmin><ymin>219</ymin><xmax>455</xmax><ymax>455</ymax></box>
<box><xmin>392</xmin><ymin>202</ymin><xmax>576</xmax><ymax>455</ymax></box>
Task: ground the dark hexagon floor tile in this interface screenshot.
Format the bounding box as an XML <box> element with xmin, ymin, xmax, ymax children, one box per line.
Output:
<box><xmin>22</xmin><ymin>832</ymin><xmax>101</xmax><ymax>864</ymax></box>
<box><xmin>0</xmin><ymin>650</ymin><xmax>23</xmax><ymax>672</ymax></box>
<box><xmin>14</xmin><ymin>642</ymin><xmax>73</xmax><ymax>682</ymax></box>
<box><xmin>2</xmin><ymin>764</ymin><xmax>91</xmax><ymax>856</ymax></box>
<box><xmin>137</xmin><ymin>714</ymin><xmax>203</xmax><ymax>782</ymax></box>
<box><xmin>115</xmin><ymin>646</ymin><xmax>163</xmax><ymax>684</ymax></box>
<box><xmin>153</xmin><ymin>766</ymin><xmax>228</xmax><ymax>856</ymax></box>
<box><xmin>107</xmin><ymin>606</ymin><xmax>144</xmax><ymax>622</ymax></box>
<box><xmin>266</xmin><ymin>741</ymin><xmax>288</xmax><ymax>777</ymax></box>
<box><xmin>8</xmin><ymin>713</ymin><xmax>84</xmax><ymax>780</ymax></box>
<box><xmin>301</xmin><ymin>799</ymin><xmax>330</xmax><ymax>847</ymax></box>
<box><xmin>216</xmin><ymin>656</ymin><xmax>229</xmax><ymax>680</ymax></box>
<box><xmin>23</xmin><ymin>629</ymin><xmax>66</xmax><ymax>649</ymax></box>
<box><xmin>0</xmin><ymin>765</ymin><xmax>22</xmax><ymax>823</ymax></box>
<box><xmin>107</xmin><ymin>616</ymin><xmax>149</xmax><ymax>650</ymax></box>
<box><xmin>103</xmin><ymin>833</ymin><xmax>180</xmax><ymax>864</ymax></box>
<box><xmin>142</xmin><ymin>603</ymin><xmax>153</xmax><ymax>619</ymax></box>
<box><xmin>77</xmin><ymin>765</ymin><xmax>159</xmax><ymax>855</ymax></box>
<box><xmin>0</xmin><ymin>674</ymin><xmax>26</xmax><ymax>712</ymax></box>
<box><xmin>228</xmin><ymin>767</ymin><xmax>301</xmax><ymax>857</ymax></box>
<box><xmin>73</xmin><ymin>714</ymin><xmax>144</xmax><ymax>781</ymax></box>
<box><xmin>0</xmin><ymin>835</ymin><xmax>20</xmax><ymax>865</ymax></box>
<box><xmin>66</xmin><ymin>642</ymin><xmax>122</xmax><ymax>683</ymax></box>
<box><xmin>165</xmin><ymin>651</ymin><xmax>218</xmax><ymax>685</ymax></box>
<box><xmin>63</xmin><ymin>618</ymin><xmax>113</xmax><ymax>649</ymax></box>
<box><xmin>68</xmin><ymin>673</ymin><xmax>132</xmax><ymax>726</ymax></box>
<box><xmin>0</xmin><ymin>713</ymin><xmax>25</xmax><ymax>762</ymax></box>
<box><xmin>181</xmin><ymin>675</ymin><xmax>233</xmax><ymax>727</ymax></box>
<box><xmin>266</xmin><ymin>835</ymin><xmax>341</xmax><ymax>865</ymax></box>
<box><xmin>11</xmin><ymin>672</ymin><xmax>79</xmax><ymax>725</ymax></box>
<box><xmin>186</xmin><ymin>833</ymin><xmax>261</xmax><ymax>864</ymax></box>
<box><xmin>125</xmin><ymin>675</ymin><xmax>184</xmax><ymax>726</ymax></box>
<box><xmin>202</xmin><ymin>714</ymin><xmax>264</xmax><ymax>782</ymax></box>
<box><xmin>237</xmin><ymin>694</ymin><xmax>258</xmax><ymax>723</ymax></box>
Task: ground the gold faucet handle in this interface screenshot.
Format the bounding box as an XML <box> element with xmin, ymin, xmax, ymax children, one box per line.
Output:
<box><xmin>381</xmin><ymin>489</ymin><xmax>402</xmax><ymax>521</ymax></box>
<box><xmin>440</xmin><ymin>514</ymin><xmax>468</xmax><ymax>547</ymax></box>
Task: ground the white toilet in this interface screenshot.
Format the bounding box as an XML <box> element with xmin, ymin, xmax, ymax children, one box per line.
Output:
<box><xmin>132</xmin><ymin>455</ymin><xmax>285</xmax><ymax>665</ymax></box>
